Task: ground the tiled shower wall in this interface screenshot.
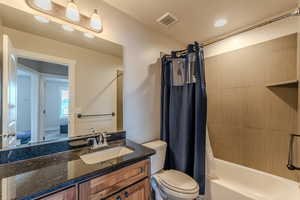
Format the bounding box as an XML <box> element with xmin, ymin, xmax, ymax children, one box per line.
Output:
<box><xmin>205</xmin><ymin>34</ymin><xmax>299</xmax><ymax>181</ymax></box>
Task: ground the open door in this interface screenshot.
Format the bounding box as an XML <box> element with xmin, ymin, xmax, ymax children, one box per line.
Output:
<box><xmin>2</xmin><ymin>34</ymin><xmax>17</xmax><ymax>148</ymax></box>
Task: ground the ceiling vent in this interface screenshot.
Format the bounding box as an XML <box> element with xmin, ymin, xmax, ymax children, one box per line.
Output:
<box><xmin>156</xmin><ymin>12</ymin><xmax>178</xmax><ymax>27</ymax></box>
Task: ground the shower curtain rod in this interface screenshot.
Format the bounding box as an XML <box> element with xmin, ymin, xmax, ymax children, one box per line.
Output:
<box><xmin>202</xmin><ymin>7</ymin><xmax>300</xmax><ymax>47</ymax></box>
<box><xmin>160</xmin><ymin>8</ymin><xmax>300</xmax><ymax>58</ymax></box>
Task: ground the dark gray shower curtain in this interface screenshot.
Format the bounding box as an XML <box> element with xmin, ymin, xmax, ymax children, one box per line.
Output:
<box><xmin>161</xmin><ymin>43</ymin><xmax>207</xmax><ymax>194</ymax></box>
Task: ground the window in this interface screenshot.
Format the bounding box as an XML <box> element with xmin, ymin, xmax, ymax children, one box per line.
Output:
<box><xmin>60</xmin><ymin>89</ymin><xmax>69</xmax><ymax>118</ymax></box>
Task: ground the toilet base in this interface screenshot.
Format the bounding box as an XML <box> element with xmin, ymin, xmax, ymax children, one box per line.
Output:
<box><xmin>151</xmin><ymin>177</ymin><xmax>200</xmax><ymax>200</ymax></box>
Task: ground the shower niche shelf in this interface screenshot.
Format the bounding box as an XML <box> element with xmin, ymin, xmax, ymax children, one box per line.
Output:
<box><xmin>265</xmin><ymin>80</ymin><xmax>298</xmax><ymax>88</ymax></box>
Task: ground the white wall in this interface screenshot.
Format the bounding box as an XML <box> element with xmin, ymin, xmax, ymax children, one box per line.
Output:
<box><xmin>204</xmin><ymin>16</ymin><xmax>298</xmax><ymax>58</ymax></box>
<box><xmin>0</xmin><ymin>1</ymin><xmax>183</xmax><ymax>143</ymax></box>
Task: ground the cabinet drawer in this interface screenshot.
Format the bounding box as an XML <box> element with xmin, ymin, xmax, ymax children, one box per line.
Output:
<box><xmin>104</xmin><ymin>178</ymin><xmax>150</xmax><ymax>200</ymax></box>
<box><xmin>38</xmin><ymin>187</ymin><xmax>76</xmax><ymax>200</ymax></box>
<box><xmin>79</xmin><ymin>160</ymin><xmax>149</xmax><ymax>200</ymax></box>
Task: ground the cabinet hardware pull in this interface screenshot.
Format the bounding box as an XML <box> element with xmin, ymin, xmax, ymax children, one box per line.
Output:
<box><xmin>124</xmin><ymin>191</ymin><xmax>129</xmax><ymax>198</ymax></box>
<box><xmin>139</xmin><ymin>167</ymin><xmax>144</xmax><ymax>173</ymax></box>
<box><xmin>116</xmin><ymin>196</ymin><xmax>122</xmax><ymax>200</ymax></box>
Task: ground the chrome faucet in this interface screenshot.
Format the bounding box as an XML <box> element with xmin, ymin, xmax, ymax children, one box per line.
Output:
<box><xmin>98</xmin><ymin>132</ymin><xmax>108</xmax><ymax>147</ymax></box>
<box><xmin>87</xmin><ymin>130</ymin><xmax>108</xmax><ymax>149</ymax></box>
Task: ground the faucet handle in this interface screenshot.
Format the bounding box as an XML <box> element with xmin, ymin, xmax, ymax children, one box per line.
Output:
<box><xmin>100</xmin><ymin>132</ymin><xmax>108</xmax><ymax>144</ymax></box>
<box><xmin>102</xmin><ymin>132</ymin><xmax>108</xmax><ymax>137</ymax></box>
<box><xmin>87</xmin><ymin>132</ymin><xmax>109</xmax><ymax>149</ymax></box>
<box><xmin>87</xmin><ymin>137</ymin><xmax>97</xmax><ymax>146</ymax></box>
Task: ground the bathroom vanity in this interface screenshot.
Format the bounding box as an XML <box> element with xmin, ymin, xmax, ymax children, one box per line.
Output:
<box><xmin>39</xmin><ymin>160</ymin><xmax>150</xmax><ymax>200</ymax></box>
<box><xmin>78</xmin><ymin>160</ymin><xmax>150</xmax><ymax>200</ymax></box>
<box><xmin>0</xmin><ymin>137</ymin><xmax>155</xmax><ymax>200</ymax></box>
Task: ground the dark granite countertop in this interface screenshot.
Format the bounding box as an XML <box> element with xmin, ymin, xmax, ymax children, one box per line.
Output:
<box><xmin>0</xmin><ymin>139</ymin><xmax>155</xmax><ymax>200</ymax></box>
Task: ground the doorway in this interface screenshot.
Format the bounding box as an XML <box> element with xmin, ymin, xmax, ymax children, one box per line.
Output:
<box><xmin>2</xmin><ymin>34</ymin><xmax>76</xmax><ymax>148</ymax></box>
<box><xmin>16</xmin><ymin>57</ymin><xmax>70</xmax><ymax>144</ymax></box>
<box><xmin>41</xmin><ymin>74</ymin><xmax>69</xmax><ymax>141</ymax></box>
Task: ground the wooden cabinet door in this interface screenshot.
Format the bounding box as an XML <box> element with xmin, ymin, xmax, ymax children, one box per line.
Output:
<box><xmin>38</xmin><ymin>187</ymin><xmax>76</xmax><ymax>200</ymax></box>
<box><xmin>79</xmin><ymin>160</ymin><xmax>149</xmax><ymax>200</ymax></box>
<box><xmin>105</xmin><ymin>178</ymin><xmax>150</xmax><ymax>200</ymax></box>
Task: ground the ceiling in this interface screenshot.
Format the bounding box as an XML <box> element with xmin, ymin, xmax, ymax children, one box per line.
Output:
<box><xmin>0</xmin><ymin>4</ymin><xmax>123</xmax><ymax>57</ymax></box>
<box><xmin>104</xmin><ymin>0</ymin><xmax>298</xmax><ymax>44</ymax></box>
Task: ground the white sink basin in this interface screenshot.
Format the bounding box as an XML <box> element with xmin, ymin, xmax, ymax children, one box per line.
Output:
<box><xmin>80</xmin><ymin>146</ymin><xmax>134</xmax><ymax>164</ymax></box>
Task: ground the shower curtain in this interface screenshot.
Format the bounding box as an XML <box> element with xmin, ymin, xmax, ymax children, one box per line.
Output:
<box><xmin>161</xmin><ymin>42</ymin><xmax>207</xmax><ymax>194</ymax></box>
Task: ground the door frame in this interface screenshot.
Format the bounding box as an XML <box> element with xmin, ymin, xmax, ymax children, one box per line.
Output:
<box><xmin>15</xmin><ymin>49</ymin><xmax>76</xmax><ymax>138</ymax></box>
<box><xmin>116</xmin><ymin>69</ymin><xmax>124</xmax><ymax>130</ymax></box>
<box><xmin>16</xmin><ymin>64</ymin><xmax>40</xmax><ymax>143</ymax></box>
<box><xmin>2</xmin><ymin>34</ymin><xmax>17</xmax><ymax>148</ymax></box>
<box><xmin>40</xmin><ymin>73</ymin><xmax>68</xmax><ymax>141</ymax></box>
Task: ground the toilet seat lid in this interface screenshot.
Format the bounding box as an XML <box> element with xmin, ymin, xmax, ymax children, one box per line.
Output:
<box><xmin>157</xmin><ymin>170</ymin><xmax>199</xmax><ymax>194</ymax></box>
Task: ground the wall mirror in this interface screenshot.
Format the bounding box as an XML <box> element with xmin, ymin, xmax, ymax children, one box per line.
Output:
<box><xmin>0</xmin><ymin>4</ymin><xmax>124</xmax><ymax>149</ymax></box>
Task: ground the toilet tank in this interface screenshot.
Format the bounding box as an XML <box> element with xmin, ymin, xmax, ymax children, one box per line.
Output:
<box><xmin>143</xmin><ymin>140</ymin><xmax>167</xmax><ymax>175</ymax></box>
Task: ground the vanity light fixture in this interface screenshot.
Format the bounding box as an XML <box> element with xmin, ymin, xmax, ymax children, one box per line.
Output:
<box><xmin>214</xmin><ymin>18</ymin><xmax>227</xmax><ymax>27</ymax></box>
<box><xmin>62</xmin><ymin>24</ymin><xmax>75</xmax><ymax>32</ymax></box>
<box><xmin>34</xmin><ymin>15</ymin><xmax>50</xmax><ymax>23</ymax></box>
<box><xmin>90</xmin><ymin>9</ymin><xmax>102</xmax><ymax>31</ymax></box>
<box><xmin>84</xmin><ymin>32</ymin><xmax>95</xmax><ymax>39</ymax></box>
<box><xmin>66</xmin><ymin>0</ymin><xmax>80</xmax><ymax>22</ymax></box>
<box><xmin>26</xmin><ymin>0</ymin><xmax>103</xmax><ymax>34</ymax></box>
<box><xmin>33</xmin><ymin>0</ymin><xmax>52</xmax><ymax>11</ymax></box>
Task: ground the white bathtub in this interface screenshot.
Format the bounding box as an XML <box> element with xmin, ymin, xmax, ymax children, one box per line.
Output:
<box><xmin>206</xmin><ymin>159</ymin><xmax>300</xmax><ymax>200</ymax></box>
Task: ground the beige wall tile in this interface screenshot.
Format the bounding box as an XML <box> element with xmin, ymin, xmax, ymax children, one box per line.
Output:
<box><xmin>265</xmin><ymin>87</ymin><xmax>297</xmax><ymax>131</ymax></box>
<box><xmin>207</xmin><ymin>89</ymin><xmax>222</xmax><ymax>125</ymax></box>
<box><xmin>220</xmin><ymin>88</ymin><xmax>244</xmax><ymax>127</ymax></box>
<box><xmin>205</xmin><ymin>57</ymin><xmax>221</xmax><ymax>91</ymax></box>
<box><xmin>219</xmin><ymin>52</ymin><xmax>246</xmax><ymax>89</ymax></box>
<box><xmin>208</xmin><ymin>124</ymin><xmax>243</xmax><ymax>164</ymax></box>
<box><xmin>264</xmin><ymin>130</ymin><xmax>297</xmax><ymax>180</ymax></box>
<box><xmin>243</xmin><ymin>87</ymin><xmax>267</xmax><ymax>129</ymax></box>
<box><xmin>265</xmin><ymin>34</ymin><xmax>297</xmax><ymax>83</ymax></box>
<box><xmin>205</xmin><ymin>34</ymin><xmax>298</xmax><ymax>181</ymax></box>
<box><xmin>285</xmin><ymin>47</ymin><xmax>297</xmax><ymax>81</ymax></box>
<box><xmin>240</xmin><ymin>128</ymin><xmax>268</xmax><ymax>171</ymax></box>
<box><xmin>238</xmin><ymin>47</ymin><xmax>267</xmax><ymax>87</ymax></box>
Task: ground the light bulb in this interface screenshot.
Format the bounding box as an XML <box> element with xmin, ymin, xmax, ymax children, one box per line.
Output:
<box><xmin>34</xmin><ymin>15</ymin><xmax>50</xmax><ymax>23</ymax></box>
<box><xmin>62</xmin><ymin>25</ymin><xmax>74</xmax><ymax>32</ymax></box>
<box><xmin>84</xmin><ymin>32</ymin><xmax>95</xmax><ymax>39</ymax></box>
<box><xmin>66</xmin><ymin>0</ymin><xmax>80</xmax><ymax>22</ymax></box>
<box><xmin>33</xmin><ymin>0</ymin><xmax>52</xmax><ymax>11</ymax></box>
<box><xmin>90</xmin><ymin>9</ymin><xmax>102</xmax><ymax>31</ymax></box>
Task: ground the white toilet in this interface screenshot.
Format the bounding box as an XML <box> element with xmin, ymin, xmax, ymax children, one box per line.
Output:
<box><xmin>143</xmin><ymin>140</ymin><xmax>199</xmax><ymax>200</ymax></box>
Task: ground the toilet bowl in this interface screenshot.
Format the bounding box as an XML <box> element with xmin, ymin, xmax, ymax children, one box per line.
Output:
<box><xmin>143</xmin><ymin>140</ymin><xmax>199</xmax><ymax>200</ymax></box>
